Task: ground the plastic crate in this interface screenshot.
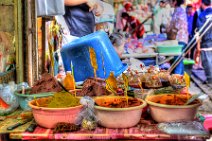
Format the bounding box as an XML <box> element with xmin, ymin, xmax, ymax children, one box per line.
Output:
<box><xmin>61</xmin><ymin>31</ymin><xmax>127</xmax><ymax>82</ymax></box>
<box><xmin>157</xmin><ymin>45</ymin><xmax>183</xmax><ymax>54</ymax></box>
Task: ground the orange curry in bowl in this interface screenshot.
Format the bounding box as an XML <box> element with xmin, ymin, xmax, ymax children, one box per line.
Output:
<box><xmin>149</xmin><ymin>94</ymin><xmax>200</xmax><ymax>105</ymax></box>
<box><xmin>95</xmin><ymin>97</ymin><xmax>142</xmax><ymax>108</ymax></box>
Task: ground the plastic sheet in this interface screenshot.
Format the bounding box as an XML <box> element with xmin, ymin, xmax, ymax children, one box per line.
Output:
<box><xmin>158</xmin><ymin>121</ymin><xmax>209</xmax><ymax>135</ymax></box>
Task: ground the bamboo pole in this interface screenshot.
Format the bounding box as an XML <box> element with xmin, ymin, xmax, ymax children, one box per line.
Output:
<box><xmin>14</xmin><ymin>0</ymin><xmax>24</xmax><ymax>83</ymax></box>
<box><xmin>41</xmin><ymin>18</ymin><xmax>46</xmax><ymax>74</ymax></box>
<box><xmin>32</xmin><ymin>0</ymin><xmax>39</xmax><ymax>83</ymax></box>
<box><xmin>25</xmin><ymin>0</ymin><xmax>33</xmax><ymax>86</ymax></box>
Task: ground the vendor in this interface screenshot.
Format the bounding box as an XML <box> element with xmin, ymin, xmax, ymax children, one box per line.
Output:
<box><xmin>54</xmin><ymin>0</ymin><xmax>103</xmax><ymax>76</ymax></box>
<box><xmin>64</xmin><ymin>0</ymin><xmax>103</xmax><ymax>37</ymax></box>
<box><xmin>121</xmin><ymin>12</ymin><xmax>145</xmax><ymax>39</ymax></box>
<box><xmin>166</xmin><ymin>0</ymin><xmax>188</xmax><ymax>75</ymax></box>
<box><xmin>115</xmin><ymin>2</ymin><xmax>133</xmax><ymax>31</ymax></box>
<box><xmin>153</xmin><ymin>0</ymin><xmax>172</xmax><ymax>34</ymax></box>
<box><xmin>109</xmin><ymin>31</ymin><xmax>125</xmax><ymax>58</ymax></box>
<box><xmin>197</xmin><ymin>0</ymin><xmax>212</xmax><ymax>84</ymax></box>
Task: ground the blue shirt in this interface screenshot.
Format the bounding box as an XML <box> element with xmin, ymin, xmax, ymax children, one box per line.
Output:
<box><xmin>64</xmin><ymin>4</ymin><xmax>95</xmax><ymax>37</ymax></box>
<box><xmin>187</xmin><ymin>15</ymin><xmax>193</xmax><ymax>36</ymax></box>
<box><xmin>197</xmin><ymin>7</ymin><xmax>212</xmax><ymax>48</ymax></box>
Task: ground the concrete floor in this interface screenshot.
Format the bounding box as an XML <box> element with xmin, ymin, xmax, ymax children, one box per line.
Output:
<box><xmin>189</xmin><ymin>82</ymin><xmax>212</xmax><ymax>114</ymax></box>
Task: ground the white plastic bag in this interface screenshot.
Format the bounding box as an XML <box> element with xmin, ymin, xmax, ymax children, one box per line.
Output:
<box><xmin>0</xmin><ymin>83</ymin><xmax>19</xmax><ymax>116</ymax></box>
<box><xmin>55</xmin><ymin>16</ymin><xmax>79</xmax><ymax>46</ymax></box>
<box><xmin>36</xmin><ymin>0</ymin><xmax>65</xmax><ymax>17</ymax></box>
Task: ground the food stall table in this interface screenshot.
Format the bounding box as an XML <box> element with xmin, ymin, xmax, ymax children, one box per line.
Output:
<box><xmin>0</xmin><ymin>108</ymin><xmax>210</xmax><ymax>140</ymax></box>
<box><xmin>7</xmin><ymin>119</ymin><xmax>210</xmax><ymax>140</ymax></box>
<box><xmin>8</xmin><ymin>124</ymin><xmax>210</xmax><ymax>140</ymax></box>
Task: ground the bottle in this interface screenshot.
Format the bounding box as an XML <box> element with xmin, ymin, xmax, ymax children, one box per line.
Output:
<box><xmin>63</xmin><ymin>71</ymin><xmax>75</xmax><ymax>91</ymax></box>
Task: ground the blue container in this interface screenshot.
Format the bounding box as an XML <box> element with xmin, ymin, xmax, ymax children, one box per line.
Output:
<box><xmin>61</xmin><ymin>31</ymin><xmax>127</xmax><ymax>82</ymax></box>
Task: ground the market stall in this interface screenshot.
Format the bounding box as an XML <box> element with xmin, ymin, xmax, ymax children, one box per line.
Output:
<box><xmin>0</xmin><ymin>0</ymin><xmax>212</xmax><ymax>140</ymax></box>
<box><xmin>0</xmin><ymin>31</ymin><xmax>211</xmax><ymax>140</ymax></box>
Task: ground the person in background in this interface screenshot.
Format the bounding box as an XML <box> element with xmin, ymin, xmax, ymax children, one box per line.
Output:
<box><xmin>116</xmin><ymin>2</ymin><xmax>133</xmax><ymax>31</ymax></box>
<box><xmin>109</xmin><ymin>31</ymin><xmax>125</xmax><ymax>58</ymax></box>
<box><xmin>186</xmin><ymin>4</ymin><xmax>194</xmax><ymax>59</ymax></box>
<box><xmin>166</xmin><ymin>0</ymin><xmax>188</xmax><ymax>75</ymax></box>
<box><xmin>192</xmin><ymin>7</ymin><xmax>203</xmax><ymax>37</ymax></box>
<box><xmin>153</xmin><ymin>0</ymin><xmax>172</xmax><ymax>34</ymax></box>
<box><xmin>121</xmin><ymin>12</ymin><xmax>145</xmax><ymax>39</ymax></box>
<box><xmin>197</xmin><ymin>0</ymin><xmax>212</xmax><ymax>84</ymax></box>
<box><xmin>95</xmin><ymin>1</ymin><xmax>115</xmax><ymax>35</ymax></box>
<box><xmin>64</xmin><ymin>0</ymin><xmax>103</xmax><ymax>37</ymax></box>
<box><xmin>186</xmin><ymin>4</ymin><xmax>194</xmax><ymax>40</ymax></box>
<box><xmin>191</xmin><ymin>6</ymin><xmax>203</xmax><ymax>64</ymax></box>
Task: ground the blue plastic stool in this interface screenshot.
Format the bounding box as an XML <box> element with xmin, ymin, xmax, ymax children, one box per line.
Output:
<box><xmin>61</xmin><ymin>31</ymin><xmax>127</xmax><ymax>82</ymax></box>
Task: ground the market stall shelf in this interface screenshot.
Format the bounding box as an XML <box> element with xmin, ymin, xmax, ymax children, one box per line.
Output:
<box><xmin>121</xmin><ymin>53</ymin><xmax>158</xmax><ymax>59</ymax></box>
<box><xmin>121</xmin><ymin>52</ymin><xmax>182</xmax><ymax>66</ymax></box>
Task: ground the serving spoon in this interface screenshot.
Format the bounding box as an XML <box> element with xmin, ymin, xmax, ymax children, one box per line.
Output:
<box><xmin>184</xmin><ymin>93</ymin><xmax>203</xmax><ymax>105</ymax></box>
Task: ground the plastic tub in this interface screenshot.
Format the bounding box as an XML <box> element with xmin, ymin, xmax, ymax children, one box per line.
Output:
<box><xmin>14</xmin><ymin>89</ymin><xmax>54</xmax><ymax>110</ymax></box>
<box><xmin>146</xmin><ymin>94</ymin><xmax>202</xmax><ymax>123</ymax></box>
<box><xmin>61</xmin><ymin>31</ymin><xmax>127</xmax><ymax>82</ymax></box>
<box><xmin>157</xmin><ymin>45</ymin><xmax>183</xmax><ymax>54</ymax></box>
<box><xmin>94</xmin><ymin>96</ymin><xmax>147</xmax><ymax>128</ymax></box>
<box><xmin>28</xmin><ymin>97</ymin><xmax>83</xmax><ymax>128</ymax></box>
<box><xmin>183</xmin><ymin>59</ymin><xmax>195</xmax><ymax>65</ymax></box>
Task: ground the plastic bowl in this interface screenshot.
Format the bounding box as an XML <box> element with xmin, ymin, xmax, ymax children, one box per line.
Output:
<box><xmin>28</xmin><ymin>97</ymin><xmax>83</xmax><ymax>128</ymax></box>
<box><xmin>145</xmin><ymin>94</ymin><xmax>202</xmax><ymax>123</ymax></box>
<box><xmin>14</xmin><ymin>89</ymin><xmax>54</xmax><ymax>110</ymax></box>
<box><xmin>157</xmin><ymin>44</ymin><xmax>183</xmax><ymax>54</ymax></box>
<box><xmin>94</xmin><ymin>96</ymin><xmax>147</xmax><ymax>128</ymax></box>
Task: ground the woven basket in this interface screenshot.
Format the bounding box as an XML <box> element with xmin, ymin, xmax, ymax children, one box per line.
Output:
<box><xmin>0</xmin><ymin>67</ymin><xmax>16</xmax><ymax>84</ymax></box>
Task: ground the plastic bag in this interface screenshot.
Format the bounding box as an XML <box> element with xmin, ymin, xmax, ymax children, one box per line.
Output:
<box><xmin>36</xmin><ymin>0</ymin><xmax>65</xmax><ymax>17</ymax></box>
<box><xmin>17</xmin><ymin>82</ymin><xmax>30</xmax><ymax>91</ymax></box>
<box><xmin>169</xmin><ymin>74</ymin><xmax>186</xmax><ymax>89</ymax></box>
<box><xmin>158</xmin><ymin>121</ymin><xmax>209</xmax><ymax>135</ymax></box>
<box><xmin>76</xmin><ymin>96</ymin><xmax>98</xmax><ymax>130</ymax></box>
<box><xmin>16</xmin><ymin>82</ymin><xmax>31</xmax><ymax>111</ymax></box>
<box><xmin>0</xmin><ymin>82</ymin><xmax>19</xmax><ymax>116</ymax></box>
<box><xmin>134</xmin><ymin>89</ymin><xmax>154</xmax><ymax>100</ymax></box>
<box><xmin>145</xmin><ymin>73</ymin><xmax>162</xmax><ymax>88</ymax></box>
